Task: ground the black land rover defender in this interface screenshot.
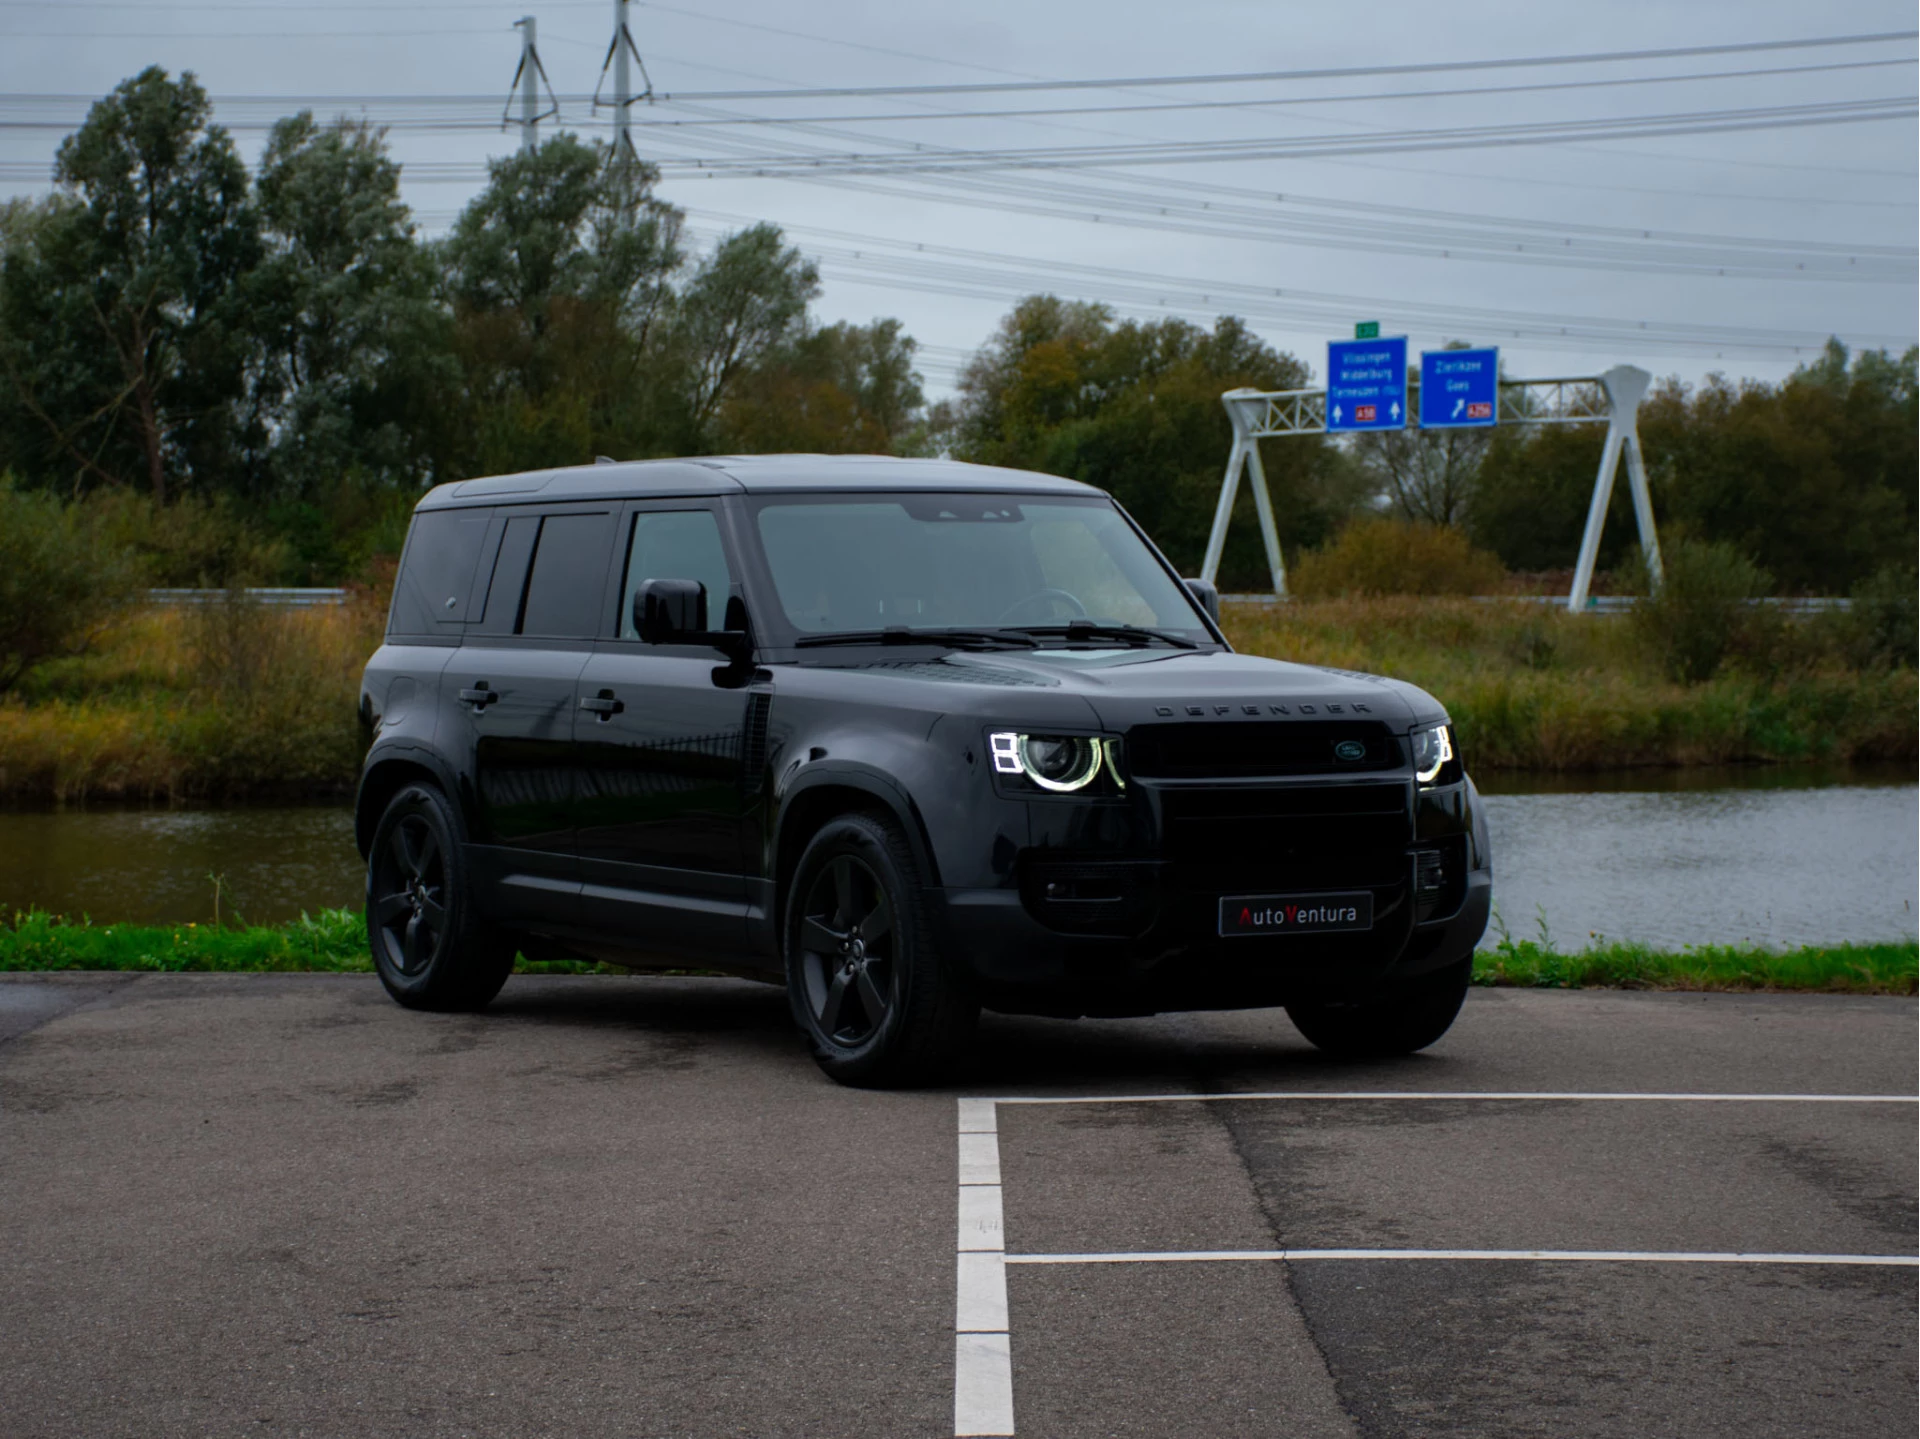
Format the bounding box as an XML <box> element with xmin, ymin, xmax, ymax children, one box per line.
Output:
<box><xmin>355</xmin><ymin>456</ymin><xmax>1491</xmax><ymax>1083</ymax></box>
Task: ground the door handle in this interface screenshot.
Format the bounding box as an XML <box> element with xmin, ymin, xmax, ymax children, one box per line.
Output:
<box><xmin>459</xmin><ymin>683</ymin><xmax>500</xmax><ymax>710</ymax></box>
<box><xmin>579</xmin><ymin>689</ymin><xmax>624</xmax><ymax>720</ymax></box>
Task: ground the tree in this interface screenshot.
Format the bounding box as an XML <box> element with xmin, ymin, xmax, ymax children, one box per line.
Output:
<box><xmin>715</xmin><ymin>318</ymin><xmax>926</xmax><ymax>454</ymax></box>
<box><xmin>251</xmin><ymin>113</ymin><xmax>447</xmax><ymax>497</ymax></box>
<box><xmin>671</xmin><ymin>223</ymin><xmax>820</xmax><ymax>437</ymax></box>
<box><xmin>950</xmin><ymin>299</ymin><xmax>1361</xmax><ymax>585</ymax></box>
<box><xmin>437</xmin><ymin>133</ymin><xmax>684</xmax><ymax>474</ymax></box>
<box><xmin>0</xmin><ymin>67</ymin><xmax>259</xmax><ymax>501</ymax></box>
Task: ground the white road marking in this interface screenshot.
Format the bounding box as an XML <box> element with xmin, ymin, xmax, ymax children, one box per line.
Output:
<box><xmin>954</xmin><ymin>1333</ymin><xmax>1016</xmax><ymax>1437</ymax></box>
<box><xmin>959</xmin><ymin>1131</ymin><xmax>1003</xmax><ymax>1185</ymax></box>
<box><xmin>952</xmin><ymin>1089</ymin><xmax>1917</xmax><ymax>1434</ymax></box>
<box><xmin>1005</xmin><ymin>1249</ymin><xmax>1920</xmax><ymax>1267</ymax></box>
<box><xmin>959</xmin><ymin>1183</ymin><xmax>1005</xmax><ymax>1252</ymax></box>
<box><xmin>954</xmin><ymin>1103</ymin><xmax>1014</xmax><ymax>1436</ymax></box>
<box><xmin>958</xmin><ymin>1252</ymin><xmax>1013</xmax><ymax>1329</ymax></box>
<box><xmin>992</xmin><ymin>1090</ymin><xmax>1919</xmax><ymax>1106</ymax></box>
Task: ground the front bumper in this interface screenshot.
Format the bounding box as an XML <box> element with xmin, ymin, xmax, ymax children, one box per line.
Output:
<box><xmin>940</xmin><ymin>862</ymin><xmax>1491</xmax><ymax>1019</ymax></box>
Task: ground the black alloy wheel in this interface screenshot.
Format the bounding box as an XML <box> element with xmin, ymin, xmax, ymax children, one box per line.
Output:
<box><xmin>796</xmin><ymin>855</ymin><xmax>897</xmax><ymax>1046</ymax></box>
<box><xmin>371</xmin><ymin>812</ymin><xmax>448</xmax><ymax>979</ymax></box>
<box><xmin>785</xmin><ymin>813</ymin><xmax>978</xmax><ymax>1086</ymax></box>
<box><xmin>365</xmin><ymin>783</ymin><xmax>514</xmax><ymax>1011</ymax></box>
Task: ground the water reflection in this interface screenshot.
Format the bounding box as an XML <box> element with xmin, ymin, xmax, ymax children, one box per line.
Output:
<box><xmin>0</xmin><ymin>806</ymin><xmax>363</xmax><ymax>927</ymax></box>
<box><xmin>1</xmin><ymin>772</ymin><xmax>1914</xmax><ymax>950</ymax></box>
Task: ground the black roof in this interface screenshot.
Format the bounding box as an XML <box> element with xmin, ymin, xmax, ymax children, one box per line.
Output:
<box><xmin>416</xmin><ymin>454</ymin><xmax>1102</xmax><ymax>510</ymax></box>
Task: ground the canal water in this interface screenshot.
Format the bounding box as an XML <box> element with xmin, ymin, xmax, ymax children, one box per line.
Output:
<box><xmin>1</xmin><ymin>767</ymin><xmax>1913</xmax><ymax>951</ymax></box>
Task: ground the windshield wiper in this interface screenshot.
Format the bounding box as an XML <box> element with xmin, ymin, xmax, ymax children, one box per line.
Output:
<box><xmin>794</xmin><ymin>626</ymin><xmax>1039</xmax><ymax>651</ymax></box>
<box><xmin>1006</xmin><ymin>621</ymin><xmax>1200</xmax><ymax>650</ymax></box>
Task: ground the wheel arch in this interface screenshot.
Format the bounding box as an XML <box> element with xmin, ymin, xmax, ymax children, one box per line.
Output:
<box><xmin>772</xmin><ymin>771</ymin><xmax>942</xmax><ymax>934</ymax></box>
<box><xmin>354</xmin><ymin>748</ymin><xmax>465</xmax><ymax>859</ymax></box>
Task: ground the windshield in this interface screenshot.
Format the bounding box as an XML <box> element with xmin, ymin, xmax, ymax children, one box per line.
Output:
<box><xmin>752</xmin><ymin>494</ymin><xmax>1212</xmax><ymax>642</ymax></box>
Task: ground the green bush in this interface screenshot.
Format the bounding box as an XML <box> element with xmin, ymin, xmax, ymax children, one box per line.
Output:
<box><xmin>1848</xmin><ymin>563</ymin><xmax>1918</xmax><ymax>669</ymax></box>
<box><xmin>1631</xmin><ymin>538</ymin><xmax>1773</xmax><ymax>683</ymax></box>
<box><xmin>1291</xmin><ymin>516</ymin><xmax>1506</xmax><ymax>598</ymax></box>
<box><xmin>0</xmin><ymin>481</ymin><xmax>142</xmax><ymax>693</ymax></box>
<box><xmin>88</xmin><ymin>490</ymin><xmax>291</xmax><ymax>586</ymax></box>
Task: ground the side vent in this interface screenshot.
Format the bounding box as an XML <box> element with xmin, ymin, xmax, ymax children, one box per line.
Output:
<box><xmin>741</xmin><ymin>691</ymin><xmax>772</xmax><ymax>794</ymax></box>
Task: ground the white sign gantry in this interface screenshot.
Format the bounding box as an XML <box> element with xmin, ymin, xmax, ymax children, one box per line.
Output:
<box><xmin>1202</xmin><ymin>364</ymin><xmax>1662</xmax><ymax>612</ymax></box>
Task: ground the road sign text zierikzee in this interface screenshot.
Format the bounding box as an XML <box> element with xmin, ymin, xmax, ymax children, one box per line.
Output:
<box><xmin>1419</xmin><ymin>347</ymin><xmax>1499</xmax><ymax>429</ymax></box>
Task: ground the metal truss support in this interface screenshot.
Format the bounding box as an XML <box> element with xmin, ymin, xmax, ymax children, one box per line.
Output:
<box><xmin>1567</xmin><ymin>365</ymin><xmax>1661</xmax><ymax>613</ymax></box>
<box><xmin>1204</xmin><ymin>368</ymin><xmax>1662</xmax><ymax>609</ymax></box>
<box><xmin>1202</xmin><ymin>389</ymin><xmax>1288</xmax><ymax>593</ymax></box>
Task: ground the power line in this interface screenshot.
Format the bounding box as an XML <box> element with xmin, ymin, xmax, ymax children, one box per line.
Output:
<box><xmin>635</xmin><ymin>31</ymin><xmax>1919</xmax><ymax>102</ymax></box>
<box><xmin>636</xmin><ymin>97</ymin><xmax>1918</xmax><ymax>176</ymax></box>
<box><xmin>606</xmin><ymin>58</ymin><xmax>1919</xmax><ymax>127</ymax></box>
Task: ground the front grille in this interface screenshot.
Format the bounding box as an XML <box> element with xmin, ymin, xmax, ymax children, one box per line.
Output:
<box><xmin>1158</xmin><ymin>781</ymin><xmax>1411</xmax><ymax>892</ymax></box>
<box><xmin>1127</xmin><ymin>721</ymin><xmax>1398</xmax><ymax>778</ymax></box>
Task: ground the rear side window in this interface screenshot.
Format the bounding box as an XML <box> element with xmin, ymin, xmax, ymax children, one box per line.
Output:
<box><xmin>518</xmin><ymin>513</ymin><xmax>616</xmax><ymax>638</ymax></box>
<box><xmin>389</xmin><ymin>509</ymin><xmax>492</xmax><ymax>636</ymax></box>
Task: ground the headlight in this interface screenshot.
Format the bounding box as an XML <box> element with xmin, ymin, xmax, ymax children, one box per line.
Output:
<box><xmin>989</xmin><ymin>732</ymin><xmax>1124</xmax><ymax>794</ymax></box>
<box><xmin>1411</xmin><ymin>723</ymin><xmax>1457</xmax><ymax>785</ymax></box>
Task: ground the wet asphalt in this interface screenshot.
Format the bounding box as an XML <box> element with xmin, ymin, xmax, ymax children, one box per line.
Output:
<box><xmin>0</xmin><ymin>974</ymin><xmax>1912</xmax><ymax>1438</ymax></box>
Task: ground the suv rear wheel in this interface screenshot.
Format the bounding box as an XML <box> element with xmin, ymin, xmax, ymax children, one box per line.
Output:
<box><xmin>1285</xmin><ymin>957</ymin><xmax>1472</xmax><ymax>1058</ymax></box>
<box><xmin>785</xmin><ymin>813</ymin><xmax>977</xmax><ymax>1086</ymax></box>
<box><xmin>367</xmin><ymin>783</ymin><xmax>514</xmax><ymax>1011</ymax></box>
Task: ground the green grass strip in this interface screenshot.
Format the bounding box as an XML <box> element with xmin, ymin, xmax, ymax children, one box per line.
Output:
<box><xmin>1473</xmin><ymin>939</ymin><xmax>1916</xmax><ymax>994</ymax></box>
<box><xmin>4</xmin><ymin>910</ymin><xmax>1913</xmax><ymax>995</ymax></box>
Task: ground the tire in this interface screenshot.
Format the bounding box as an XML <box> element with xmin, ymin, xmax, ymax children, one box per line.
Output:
<box><xmin>785</xmin><ymin>813</ymin><xmax>978</xmax><ymax>1086</ymax></box>
<box><xmin>1285</xmin><ymin>957</ymin><xmax>1472</xmax><ymax>1058</ymax></box>
<box><xmin>366</xmin><ymin>782</ymin><xmax>514</xmax><ymax>1012</ymax></box>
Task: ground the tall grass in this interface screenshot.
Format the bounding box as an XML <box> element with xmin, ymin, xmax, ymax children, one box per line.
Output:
<box><xmin>0</xmin><ymin>589</ymin><xmax>383</xmax><ymax>801</ymax></box>
<box><xmin>1222</xmin><ymin>596</ymin><xmax>1917</xmax><ymax>770</ymax></box>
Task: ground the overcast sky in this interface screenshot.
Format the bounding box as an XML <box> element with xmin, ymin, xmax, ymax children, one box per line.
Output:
<box><xmin>2</xmin><ymin>0</ymin><xmax>1914</xmax><ymax>397</ymax></box>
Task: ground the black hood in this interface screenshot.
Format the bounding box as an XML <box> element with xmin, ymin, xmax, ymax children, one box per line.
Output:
<box><xmin>793</xmin><ymin>647</ymin><xmax>1447</xmax><ymax>731</ymax></box>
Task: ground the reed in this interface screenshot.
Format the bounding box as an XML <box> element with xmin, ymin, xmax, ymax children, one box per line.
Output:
<box><xmin>1221</xmin><ymin>597</ymin><xmax>1917</xmax><ymax>771</ymax></box>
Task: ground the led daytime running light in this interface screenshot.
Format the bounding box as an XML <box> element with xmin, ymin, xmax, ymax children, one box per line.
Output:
<box><xmin>1414</xmin><ymin>724</ymin><xmax>1455</xmax><ymax>785</ymax></box>
<box><xmin>1017</xmin><ymin>735</ymin><xmax>1102</xmax><ymax>792</ymax></box>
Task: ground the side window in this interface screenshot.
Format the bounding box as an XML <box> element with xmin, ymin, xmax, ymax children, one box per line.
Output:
<box><xmin>388</xmin><ymin>508</ymin><xmax>492</xmax><ymax>636</ymax></box>
<box><xmin>477</xmin><ymin>514</ymin><xmax>540</xmax><ymax>632</ymax></box>
<box><xmin>619</xmin><ymin>509</ymin><xmax>735</xmax><ymax>639</ymax></box>
<box><xmin>518</xmin><ymin>513</ymin><xmax>616</xmax><ymax>638</ymax></box>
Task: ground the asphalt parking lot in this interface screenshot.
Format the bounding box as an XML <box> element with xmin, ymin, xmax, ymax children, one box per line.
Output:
<box><xmin>1</xmin><ymin>973</ymin><xmax>1913</xmax><ymax>1438</ymax></box>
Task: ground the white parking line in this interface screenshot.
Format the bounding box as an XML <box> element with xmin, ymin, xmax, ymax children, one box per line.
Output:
<box><xmin>992</xmin><ymin>1090</ymin><xmax>1920</xmax><ymax>1106</ymax></box>
<box><xmin>953</xmin><ymin>1089</ymin><xmax>1919</xmax><ymax>1434</ymax></box>
<box><xmin>1005</xmin><ymin>1249</ymin><xmax>1920</xmax><ymax>1267</ymax></box>
<box><xmin>955</xmin><ymin>1101</ymin><xmax>1013</xmax><ymax>1437</ymax></box>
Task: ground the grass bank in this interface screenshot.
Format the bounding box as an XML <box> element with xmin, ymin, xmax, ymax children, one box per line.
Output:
<box><xmin>1221</xmin><ymin>597</ymin><xmax>1917</xmax><ymax>771</ymax></box>
<box><xmin>0</xmin><ymin>594</ymin><xmax>380</xmax><ymax>802</ymax></box>
<box><xmin>4</xmin><ymin>910</ymin><xmax>1913</xmax><ymax>994</ymax></box>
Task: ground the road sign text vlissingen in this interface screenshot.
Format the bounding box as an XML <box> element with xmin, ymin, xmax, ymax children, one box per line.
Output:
<box><xmin>1419</xmin><ymin>347</ymin><xmax>1499</xmax><ymax>429</ymax></box>
<box><xmin>1326</xmin><ymin>336</ymin><xmax>1408</xmax><ymax>433</ymax></box>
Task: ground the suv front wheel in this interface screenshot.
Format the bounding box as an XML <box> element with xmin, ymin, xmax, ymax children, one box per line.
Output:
<box><xmin>1285</xmin><ymin>957</ymin><xmax>1472</xmax><ymax>1058</ymax></box>
<box><xmin>785</xmin><ymin>813</ymin><xmax>977</xmax><ymax>1086</ymax></box>
<box><xmin>367</xmin><ymin>783</ymin><xmax>515</xmax><ymax>1011</ymax></box>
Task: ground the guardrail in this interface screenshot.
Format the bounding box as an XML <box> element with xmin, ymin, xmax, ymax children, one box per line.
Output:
<box><xmin>145</xmin><ymin>588</ymin><xmax>350</xmax><ymax>608</ymax></box>
<box><xmin>1219</xmin><ymin>594</ymin><xmax>1853</xmax><ymax>614</ymax></box>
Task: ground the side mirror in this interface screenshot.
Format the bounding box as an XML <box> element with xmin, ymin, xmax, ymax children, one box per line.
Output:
<box><xmin>1183</xmin><ymin>577</ymin><xmax>1221</xmax><ymax>625</ymax></box>
<box><xmin>633</xmin><ymin>578</ymin><xmax>753</xmax><ymax>664</ymax></box>
<box><xmin>635</xmin><ymin>578</ymin><xmax>707</xmax><ymax>642</ymax></box>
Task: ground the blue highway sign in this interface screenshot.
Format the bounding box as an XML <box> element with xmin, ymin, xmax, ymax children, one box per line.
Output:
<box><xmin>1326</xmin><ymin>336</ymin><xmax>1408</xmax><ymax>432</ymax></box>
<box><xmin>1420</xmin><ymin>347</ymin><xmax>1499</xmax><ymax>429</ymax></box>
